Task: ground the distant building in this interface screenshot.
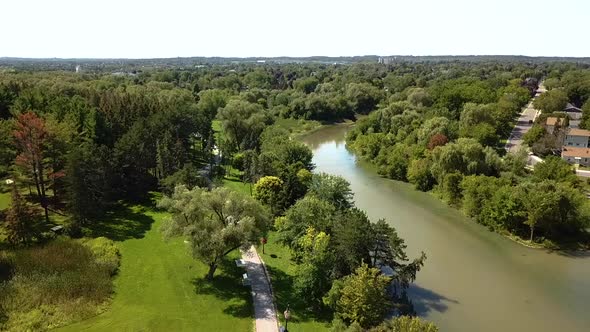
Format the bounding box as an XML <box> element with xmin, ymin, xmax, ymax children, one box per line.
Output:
<box><xmin>561</xmin><ymin>146</ymin><xmax>590</xmax><ymax>166</ymax></box>
<box><xmin>75</xmin><ymin>65</ymin><xmax>81</xmax><ymax>73</ymax></box>
<box><xmin>378</xmin><ymin>57</ymin><xmax>397</xmax><ymax>65</ymax></box>
<box><xmin>564</xmin><ymin>128</ymin><xmax>590</xmax><ymax>147</ymax></box>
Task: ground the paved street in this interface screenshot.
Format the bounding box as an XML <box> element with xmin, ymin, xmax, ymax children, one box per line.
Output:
<box><xmin>505</xmin><ymin>83</ymin><xmax>545</xmax><ymax>153</ymax></box>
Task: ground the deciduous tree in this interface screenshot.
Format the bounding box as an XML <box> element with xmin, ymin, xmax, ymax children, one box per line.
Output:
<box><xmin>13</xmin><ymin>112</ymin><xmax>49</xmax><ymax>222</ymax></box>
<box><xmin>159</xmin><ymin>186</ymin><xmax>269</xmax><ymax>279</ymax></box>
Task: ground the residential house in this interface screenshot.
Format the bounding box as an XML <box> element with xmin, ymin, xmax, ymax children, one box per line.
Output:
<box><xmin>561</xmin><ymin>146</ymin><xmax>590</xmax><ymax>167</ymax></box>
<box><xmin>545</xmin><ymin>117</ymin><xmax>561</xmax><ymax>134</ymax></box>
<box><xmin>564</xmin><ymin>102</ymin><xmax>582</xmax><ymax>120</ymax></box>
<box><xmin>563</xmin><ymin>128</ymin><xmax>590</xmax><ymax>148</ymax></box>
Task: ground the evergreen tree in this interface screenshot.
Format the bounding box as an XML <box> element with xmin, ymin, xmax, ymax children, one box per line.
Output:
<box><xmin>6</xmin><ymin>184</ymin><xmax>39</xmax><ymax>245</ymax></box>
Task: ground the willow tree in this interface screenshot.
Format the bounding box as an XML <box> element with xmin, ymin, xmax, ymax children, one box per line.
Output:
<box><xmin>159</xmin><ymin>186</ymin><xmax>269</xmax><ymax>280</ymax></box>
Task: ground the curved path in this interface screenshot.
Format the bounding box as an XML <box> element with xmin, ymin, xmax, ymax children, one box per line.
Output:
<box><xmin>241</xmin><ymin>246</ymin><xmax>279</xmax><ymax>332</ymax></box>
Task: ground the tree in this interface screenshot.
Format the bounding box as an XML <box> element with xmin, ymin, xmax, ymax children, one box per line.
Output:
<box><xmin>5</xmin><ymin>184</ymin><xmax>39</xmax><ymax>245</ymax></box>
<box><xmin>370</xmin><ymin>316</ymin><xmax>438</xmax><ymax>332</ymax></box>
<box><xmin>217</xmin><ymin>99</ymin><xmax>270</xmax><ymax>151</ymax></box>
<box><xmin>533</xmin><ymin>89</ymin><xmax>568</xmax><ymax>114</ymax></box>
<box><xmin>378</xmin><ymin>145</ymin><xmax>410</xmax><ymax>181</ymax></box>
<box><xmin>522</xmin><ymin>125</ymin><xmax>546</xmax><ymax>147</ymax></box>
<box><xmin>418</xmin><ymin>117</ymin><xmax>452</xmax><ymax>145</ymax></box>
<box><xmin>441</xmin><ymin>173</ymin><xmax>463</xmax><ymax>206</ymax></box>
<box><xmin>460</xmin><ymin>175</ymin><xmax>501</xmax><ymax>218</ymax></box>
<box><xmin>308</xmin><ymin>173</ymin><xmax>354</xmax><ymax>210</ymax></box>
<box><xmin>293</xmin><ymin>227</ymin><xmax>335</xmax><ymax>309</ymax></box>
<box><xmin>430</xmin><ymin>138</ymin><xmax>500</xmax><ymax>183</ymax></box>
<box><xmin>407</xmin><ymin>159</ymin><xmax>434</xmax><ymax>191</ymax></box>
<box><xmin>66</xmin><ymin>143</ymin><xmax>112</xmax><ymax>227</ymax></box>
<box><xmin>581</xmin><ymin>100</ymin><xmax>590</xmax><ymax>129</ymax></box>
<box><xmin>370</xmin><ymin>220</ymin><xmax>426</xmax><ymax>296</ymax></box>
<box><xmin>277</xmin><ymin>196</ymin><xmax>336</xmax><ymax>253</ymax></box>
<box><xmin>13</xmin><ymin>112</ymin><xmax>50</xmax><ymax>222</ymax></box>
<box><xmin>0</xmin><ymin>119</ymin><xmax>16</xmax><ymax>177</ymax></box>
<box><xmin>427</xmin><ymin>133</ymin><xmax>448</xmax><ymax>150</ymax></box>
<box><xmin>332</xmin><ymin>208</ymin><xmax>373</xmax><ymax>277</ymax></box>
<box><xmin>253</xmin><ymin>176</ymin><xmax>284</xmax><ymax>215</ymax></box>
<box><xmin>345</xmin><ymin>83</ymin><xmax>385</xmax><ymax>114</ymax></box>
<box><xmin>159</xmin><ymin>163</ymin><xmax>207</xmax><ymax>194</ymax></box>
<box><xmin>159</xmin><ymin>186</ymin><xmax>269</xmax><ymax>279</ymax></box>
<box><xmin>294</xmin><ymin>77</ymin><xmax>319</xmax><ymax>94</ymax></box>
<box><xmin>326</xmin><ymin>263</ymin><xmax>392</xmax><ymax>328</ymax></box>
<box><xmin>533</xmin><ymin>156</ymin><xmax>576</xmax><ymax>184</ymax></box>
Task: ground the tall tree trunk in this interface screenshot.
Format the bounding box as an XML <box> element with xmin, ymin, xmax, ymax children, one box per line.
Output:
<box><xmin>529</xmin><ymin>226</ymin><xmax>534</xmax><ymax>242</ymax></box>
<box><xmin>206</xmin><ymin>263</ymin><xmax>218</xmax><ymax>280</ymax></box>
<box><xmin>35</xmin><ymin>160</ymin><xmax>49</xmax><ymax>223</ymax></box>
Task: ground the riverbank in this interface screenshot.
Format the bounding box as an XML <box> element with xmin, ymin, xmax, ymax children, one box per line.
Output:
<box><xmin>300</xmin><ymin>124</ymin><xmax>590</xmax><ymax>332</ymax></box>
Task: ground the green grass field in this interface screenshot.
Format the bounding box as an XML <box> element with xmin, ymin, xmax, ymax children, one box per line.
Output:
<box><xmin>58</xmin><ymin>203</ymin><xmax>254</xmax><ymax>332</ymax></box>
<box><xmin>259</xmin><ymin>232</ymin><xmax>331</xmax><ymax>332</ymax></box>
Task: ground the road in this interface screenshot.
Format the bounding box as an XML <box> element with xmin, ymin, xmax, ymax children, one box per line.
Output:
<box><xmin>504</xmin><ymin>83</ymin><xmax>545</xmax><ymax>153</ymax></box>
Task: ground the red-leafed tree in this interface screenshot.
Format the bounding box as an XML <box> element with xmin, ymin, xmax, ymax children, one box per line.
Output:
<box><xmin>13</xmin><ymin>111</ymin><xmax>49</xmax><ymax>222</ymax></box>
<box><xmin>427</xmin><ymin>133</ymin><xmax>449</xmax><ymax>150</ymax></box>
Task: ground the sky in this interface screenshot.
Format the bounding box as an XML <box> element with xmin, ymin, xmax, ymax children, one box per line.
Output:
<box><xmin>1</xmin><ymin>0</ymin><xmax>588</xmax><ymax>58</ymax></box>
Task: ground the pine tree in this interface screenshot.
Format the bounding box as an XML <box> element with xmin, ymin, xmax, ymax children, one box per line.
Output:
<box><xmin>6</xmin><ymin>184</ymin><xmax>38</xmax><ymax>245</ymax></box>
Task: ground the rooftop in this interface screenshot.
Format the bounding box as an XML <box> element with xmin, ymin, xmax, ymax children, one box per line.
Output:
<box><xmin>546</xmin><ymin>117</ymin><xmax>560</xmax><ymax>126</ymax></box>
<box><xmin>567</xmin><ymin>128</ymin><xmax>590</xmax><ymax>137</ymax></box>
<box><xmin>561</xmin><ymin>146</ymin><xmax>590</xmax><ymax>157</ymax></box>
<box><xmin>564</xmin><ymin>103</ymin><xmax>582</xmax><ymax>112</ymax></box>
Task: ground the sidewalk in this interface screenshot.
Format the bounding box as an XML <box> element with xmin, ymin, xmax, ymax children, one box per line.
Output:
<box><xmin>241</xmin><ymin>246</ymin><xmax>279</xmax><ymax>332</ymax></box>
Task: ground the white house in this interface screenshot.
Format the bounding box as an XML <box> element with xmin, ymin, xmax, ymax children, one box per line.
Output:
<box><xmin>564</xmin><ymin>128</ymin><xmax>590</xmax><ymax>148</ymax></box>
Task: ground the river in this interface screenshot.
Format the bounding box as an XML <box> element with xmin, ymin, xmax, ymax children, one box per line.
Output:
<box><xmin>301</xmin><ymin>125</ymin><xmax>590</xmax><ymax>332</ymax></box>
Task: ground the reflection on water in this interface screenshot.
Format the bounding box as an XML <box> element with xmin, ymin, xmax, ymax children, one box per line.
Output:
<box><xmin>302</xmin><ymin>125</ymin><xmax>590</xmax><ymax>332</ymax></box>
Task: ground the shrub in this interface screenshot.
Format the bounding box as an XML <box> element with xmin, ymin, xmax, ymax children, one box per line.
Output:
<box><xmin>0</xmin><ymin>237</ymin><xmax>120</xmax><ymax>331</ymax></box>
<box><xmin>80</xmin><ymin>237</ymin><xmax>121</xmax><ymax>276</ymax></box>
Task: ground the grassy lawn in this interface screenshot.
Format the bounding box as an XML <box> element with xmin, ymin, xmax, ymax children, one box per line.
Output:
<box><xmin>222</xmin><ymin>176</ymin><xmax>252</xmax><ymax>197</ymax></box>
<box><xmin>274</xmin><ymin>118</ymin><xmax>322</xmax><ymax>138</ymax></box>
<box><xmin>0</xmin><ymin>189</ymin><xmax>9</xmax><ymax>211</ymax></box>
<box><xmin>58</xmin><ymin>201</ymin><xmax>254</xmax><ymax>332</ymax></box>
<box><xmin>258</xmin><ymin>232</ymin><xmax>331</xmax><ymax>332</ymax></box>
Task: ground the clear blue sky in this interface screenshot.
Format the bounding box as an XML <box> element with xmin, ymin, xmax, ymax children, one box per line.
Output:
<box><xmin>2</xmin><ymin>0</ymin><xmax>588</xmax><ymax>58</ymax></box>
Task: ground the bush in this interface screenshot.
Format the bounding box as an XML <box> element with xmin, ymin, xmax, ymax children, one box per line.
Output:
<box><xmin>0</xmin><ymin>237</ymin><xmax>120</xmax><ymax>331</ymax></box>
<box><xmin>80</xmin><ymin>237</ymin><xmax>121</xmax><ymax>276</ymax></box>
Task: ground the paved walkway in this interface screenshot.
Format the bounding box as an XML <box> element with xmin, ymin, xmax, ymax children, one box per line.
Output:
<box><xmin>241</xmin><ymin>246</ymin><xmax>279</xmax><ymax>332</ymax></box>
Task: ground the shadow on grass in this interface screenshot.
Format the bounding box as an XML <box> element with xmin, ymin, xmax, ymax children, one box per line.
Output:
<box><xmin>191</xmin><ymin>258</ymin><xmax>253</xmax><ymax>319</ymax></box>
<box><xmin>83</xmin><ymin>204</ymin><xmax>155</xmax><ymax>241</ymax></box>
<box><xmin>265</xmin><ymin>264</ymin><xmax>332</xmax><ymax>325</ymax></box>
<box><xmin>407</xmin><ymin>283</ymin><xmax>459</xmax><ymax>315</ymax></box>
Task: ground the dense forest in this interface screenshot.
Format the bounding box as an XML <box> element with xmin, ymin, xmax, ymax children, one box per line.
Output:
<box><xmin>1</xmin><ymin>58</ymin><xmax>590</xmax><ymax>331</ymax></box>
<box><xmin>346</xmin><ymin>63</ymin><xmax>590</xmax><ymax>247</ymax></box>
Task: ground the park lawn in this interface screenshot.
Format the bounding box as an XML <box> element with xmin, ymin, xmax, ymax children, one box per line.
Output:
<box><xmin>0</xmin><ymin>189</ymin><xmax>9</xmax><ymax>211</ymax></box>
<box><xmin>223</xmin><ymin>177</ymin><xmax>252</xmax><ymax>196</ymax></box>
<box><xmin>259</xmin><ymin>232</ymin><xmax>331</xmax><ymax>332</ymax></box>
<box><xmin>58</xmin><ymin>204</ymin><xmax>254</xmax><ymax>332</ymax></box>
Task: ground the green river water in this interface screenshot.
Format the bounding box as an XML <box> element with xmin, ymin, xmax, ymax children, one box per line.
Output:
<box><xmin>302</xmin><ymin>125</ymin><xmax>590</xmax><ymax>332</ymax></box>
